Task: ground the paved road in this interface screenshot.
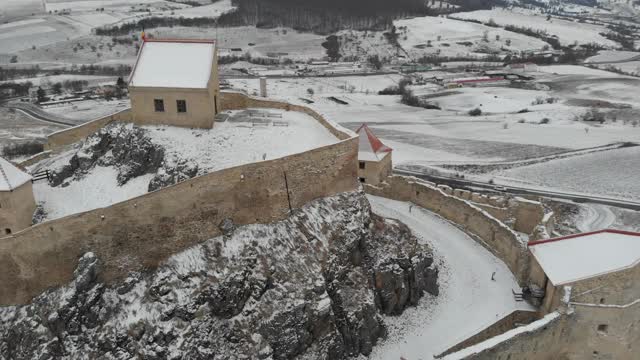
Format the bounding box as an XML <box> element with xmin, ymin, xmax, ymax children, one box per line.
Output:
<box><xmin>577</xmin><ymin>204</ymin><xmax>616</xmax><ymax>232</ymax></box>
<box><xmin>2</xmin><ymin>102</ymin><xmax>75</xmax><ymax>127</ymax></box>
<box><xmin>367</xmin><ymin>195</ymin><xmax>532</xmax><ymax>360</ymax></box>
<box><xmin>395</xmin><ymin>169</ymin><xmax>640</xmax><ymax>211</ymax></box>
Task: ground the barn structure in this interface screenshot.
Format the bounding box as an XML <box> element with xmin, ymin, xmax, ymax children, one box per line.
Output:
<box><xmin>0</xmin><ymin>157</ymin><xmax>36</xmax><ymax>235</ymax></box>
<box><xmin>356</xmin><ymin>124</ymin><xmax>392</xmax><ymax>185</ymax></box>
<box><xmin>128</xmin><ymin>38</ymin><xmax>220</xmax><ymax>129</ymax></box>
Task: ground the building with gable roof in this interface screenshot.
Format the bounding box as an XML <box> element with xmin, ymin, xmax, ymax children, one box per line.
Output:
<box><xmin>0</xmin><ymin>157</ymin><xmax>36</xmax><ymax>234</ymax></box>
<box><xmin>528</xmin><ymin>229</ymin><xmax>640</xmax><ymax>314</ymax></box>
<box><xmin>356</xmin><ymin>124</ymin><xmax>392</xmax><ymax>185</ymax></box>
<box><xmin>128</xmin><ymin>38</ymin><xmax>220</xmax><ymax>129</ymax></box>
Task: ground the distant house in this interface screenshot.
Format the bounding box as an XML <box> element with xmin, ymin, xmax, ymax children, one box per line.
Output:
<box><xmin>0</xmin><ymin>157</ymin><xmax>36</xmax><ymax>235</ymax></box>
<box><xmin>506</xmin><ymin>62</ymin><xmax>538</xmax><ymax>73</ymax></box>
<box><xmin>128</xmin><ymin>38</ymin><xmax>220</xmax><ymax>129</ymax></box>
<box><xmin>449</xmin><ymin>76</ymin><xmax>510</xmax><ymax>87</ymax></box>
<box><xmin>356</xmin><ymin>124</ymin><xmax>392</xmax><ymax>185</ymax></box>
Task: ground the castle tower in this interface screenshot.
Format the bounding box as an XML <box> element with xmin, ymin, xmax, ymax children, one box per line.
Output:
<box><xmin>0</xmin><ymin>157</ymin><xmax>36</xmax><ymax>235</ymax></box>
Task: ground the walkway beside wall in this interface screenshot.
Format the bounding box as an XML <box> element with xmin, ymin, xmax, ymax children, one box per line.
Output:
<box><xmin>366</xmin><ymin>195</ymin><xmax>534</xmax><ymax>360</ymax></box>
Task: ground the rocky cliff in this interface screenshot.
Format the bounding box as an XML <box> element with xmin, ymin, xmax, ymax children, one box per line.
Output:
<box><xmin>49</xmin><ymin>123</ymin><xmax>197</xmax><ymax>191</ymax></box>
<box><xmin>0</xmin><ymin>191</ymin><xmax>438</xmax><ymax>359</ymax></box>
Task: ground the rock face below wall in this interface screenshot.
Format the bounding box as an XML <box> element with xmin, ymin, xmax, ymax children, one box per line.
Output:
<box><xmin>0</xmin><ymin>191</ymin><xmax>438</xmax><ymax>360</ymax></box>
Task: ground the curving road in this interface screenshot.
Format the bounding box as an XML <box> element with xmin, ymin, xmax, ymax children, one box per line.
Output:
<box><xmin>3</xmin><ymin>102</ymin><xmax>75</xmax><ymax>127</ymax></box>
<box><xmin>576</xmin><ymin>204</ymin><xmax>616</xmax><ymax>233</ymax></box>
<box><xmin>395</xmin><ymin>169</ymin><xmax>640</xmax><ymax>212</ymax></box>
<box><xmin>367</xmin><ymin>195</ymin><xmax>533</xmax><ymax>360</ymax></box>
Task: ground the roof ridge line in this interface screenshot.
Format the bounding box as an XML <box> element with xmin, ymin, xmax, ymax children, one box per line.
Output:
<box><xmin>529</xmin><ymin>228</ymin><xmax>640</xmax><ymax>247</ymax></box>
<box><xmin>0</xmin><ymin>160</ymin><xmax>13</xmax><ymax>191</ymax></box>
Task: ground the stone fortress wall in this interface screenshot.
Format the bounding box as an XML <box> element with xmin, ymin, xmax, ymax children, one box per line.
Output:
<box><xmin>0</xmin><ymin>92</ymin><xmax>358</xmax><ymax>306</ymax></box>
<box><xmin>364</xmin><ymin>176</ymin><xmax>538</xmax><ymax>286</ymax></box>
<box><xmin>442</xmin><ymin>291</ymin><xmax>640</xmax><ymax>360</ymax></box>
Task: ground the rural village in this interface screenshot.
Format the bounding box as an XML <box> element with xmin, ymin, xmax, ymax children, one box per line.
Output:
<box><xmin>0</xmin><ymin>0</ymin><xmax>639</xmax><ymax>359</ymax></box>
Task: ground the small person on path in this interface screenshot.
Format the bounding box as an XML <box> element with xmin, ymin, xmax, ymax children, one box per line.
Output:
<box><xmin>491</xmin><ymin>271</ymin><xmax>496</xmax><ymax>281</ymax></box>
<box><xmin>409</xmin><ymin>204</ymin><xmax>413</xmax><ymax>213</ymax></box>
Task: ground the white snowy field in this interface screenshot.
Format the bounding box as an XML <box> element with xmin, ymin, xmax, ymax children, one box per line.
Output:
<box><xmin>0</xmin><ymin>74</ymin><xmax>117</xmax><ymax>87</ymax></box>
<box><xmin>0</xmin><ymin>0</ymin><xmax>45</xmax><ymax>20</ymax></box>
<box><xmin>0</xmin><ymin>15</ymin><xmax>89</xmax><ymax>55</ymax></box>
<box><xmin>585</xmin><ymin>50</ymin><xmax>640</xmax><ymax>63</ymax></box>
<box><xmin>229</xmin><ymin>72</ymin><xmax>640</xmax><ymax>165</ymax></box>
<box><xmin>145</xmin><ymin>109</ymin><xmax>339</xmax><ymax>174</ymax></box>
<box><xmin>366</xmin><ymin>195</ymin><xmax>532</xmax><ymax>360</ymax></box>
<box><xmin>161</xmin><ymin>0</ymin><xmax>236</xmax><ymax>18</ymax></box>
<box><xmin>157</xmin><ymin>26</ymin><xmax>328</xmax><ymax>60</ymax></box>
<box><xmin>394</xmin><ymin>16</ymin><xmax>550</xmax><ymax>58</ymax></box>
<box><xmin>450</xmin><ymin>8</ymin><xmax>617</xmax><ymax>47</ymax></box>
<box><xmin>43</xmin><ymin>98</ymin><xmax>130</xmax><ymax>121</ymax></box>
<box><xmin>44</xmin><ymin>0</ymin><xmax>171</xmax><ymax>13</ymax></box>
<box><xmin>32</xmin><ymin>108</ymin><xmax>339</xmax><ymax>219</ymax></box>
<box><xmin>32</xmin><ymin>164</ymin><xmax>155</xmax><ymax>220</ymax></box>
<box><xmin>494</xmin><ymin>146</ymin><xmax>640</xmax><ymax>202</ymax></box>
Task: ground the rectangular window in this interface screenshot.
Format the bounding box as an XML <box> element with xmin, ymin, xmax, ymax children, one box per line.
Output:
<box><xmin>597</xmin><ymin>324</ymin><xmax>608</xmax><ymax>334</ymax></box>
<box><xmin>358</xmin><ymin>177</ymin><xmax>366</xmax><ymax>183</ymax></box>
<box><xmin>177</xmin><ymin>99</ymin><xmax>187</xmax><ymax>113</ymax></box>
<box><xmin>154</xmin><ymin>99</ymin><xmax>164</xmax><ymax>112</ymax></box>
<box><xmin>359</xmin><ymin>161</ymin><xmax>366</xmax><ymax>169</ymax></box>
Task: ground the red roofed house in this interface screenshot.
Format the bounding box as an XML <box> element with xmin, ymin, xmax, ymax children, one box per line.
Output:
<box><xmin>356</xmin><ymin>124</ymin><xmax>392</xmax><ymax>185</ymax></box>
<box><xmin>128</xmin><ymin>38</ymin><xmax>220</xmax><ymax>129</ymax></box>
<box><xmin>0</xmin><ymin>157</ymin><xmax>36</xmax><ymax>235</ymax></box>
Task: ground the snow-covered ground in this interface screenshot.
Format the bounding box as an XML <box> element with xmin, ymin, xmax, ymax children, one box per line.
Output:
<box><xmin>0</xmin><ymin>74</ymin><xmax>117</xmax><ymax>87</ymax></box>
<box><xmin>229</xmin><ymin>71</ymin><xmax>640</xmax><ymax>159</ymax></box>
<box><xmin>367</xmin><ymin>195</ymin><xmax>532</xmax><ymax>359</ymax></box>
<box><xmin>585</xmin><ymin>50</ymin><xmax>640</xmax><ymax>64</ymax></box>
<box><xmin>394</xmin><ymin>16</ymin><xmax>550</xmax><ymax>58</ymax></box>
<box><xmin>43</xmin><ymin>98</ymin><xmax>130</xmax><ymax>121</ymax></box>
<box><xmin>161</xmin><ymin>0</ymin><xmax>236</xmax><ymax>18</ymax></box>
<box><xmin>32</xmin><ymin>108</ymin><xmax>339</xmax><ymax>219</ymax></box>
<box><xmin>494</xmin><ymin>146</ymin><xmax>640</xmax><ymax>202</ymax></box>
<box><xmin>450</xmin><ymin>8</ymin><xmax>617</xmax><ymax>47</ymax></box>
<box><xmin>0</xmin><ymin>107</ymin><xmax>64</xmax><ymax>146</ymax></box>
<box><xmin>145</xmin><ymin>109</ymin><xmax>339</xmax><ymax>174</ymax></box>
<box><xmin>33</xmin><ymin>164</ymin><xmax>155</xmax><ymax>220</ymax></box>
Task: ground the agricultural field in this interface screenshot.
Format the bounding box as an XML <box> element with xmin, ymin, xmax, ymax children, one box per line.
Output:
<box><xmin>393</xmin><ymin>16</ymin><xmax>550</xmax><ymax>58</ymax></box>
<box><xmin>0</xmin><ymin>108</ymin><xmax>64</xmax><ymax>148</ymax></box>
<box><xmin>450</xmin><ymin>7</ymin><xmax>618</xmax><ymax>47</ymax></box>
<box><xmin>228</xmin><ymin>63</ymin><xmax>640</xmax><ymax>200</ymax></box>
<box><xmin>495</xmin><ymin>146</ymin><xmax>640</xmax><ymax>201</ymax></box>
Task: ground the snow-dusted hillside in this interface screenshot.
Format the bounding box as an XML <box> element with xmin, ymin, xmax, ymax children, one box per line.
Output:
<box><xmin>0</xmin><ymin>191</ymin><xmax>439</xmax><ymax>359</ymax></box>
<box><xmin>450</xmin><ymin>8</ymin><xmax>617</xmax><ymax>47</ymax></box>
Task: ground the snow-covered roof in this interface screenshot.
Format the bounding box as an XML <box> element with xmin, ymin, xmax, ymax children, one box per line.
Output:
<box><xmin>529</xmin><ymin>230</ymin><xmax>640</xmax><ymax>285</ymax></box>
<box><xmin>0</xmin><ymin>156</ymin><xmax>32</xmax><ymax>191</ymax></box>
<box><xmin>128</xmin><ymin>39</ymin><xmax>216</xmax><ymax>89</ymax></box>
<box><xmin>356</xmin><ymin>124</ymin><xmax>392</xmax><ymax>162</ymax></box>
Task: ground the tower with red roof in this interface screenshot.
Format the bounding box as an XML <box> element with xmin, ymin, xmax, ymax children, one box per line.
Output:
<box><xmin>355</xmin><ymin>124</ymin><xmax>393</xmax><ymax>185</ymax></box>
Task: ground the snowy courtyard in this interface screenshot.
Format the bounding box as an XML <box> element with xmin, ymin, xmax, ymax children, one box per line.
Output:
<box><xmin>31</xmin><ymin>108</ymin><xmax>339</xmax><ymax>220</ymax></box>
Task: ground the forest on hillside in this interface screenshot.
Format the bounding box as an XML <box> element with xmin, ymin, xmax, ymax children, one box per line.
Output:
<box><xmin>97</xmin><ymin>0</ymin><xmax>507</xmax><ymax>36</ymax></box>
<box><xmin>216</xmin><ymin>0</ymin><xmax>505</xmax><ymax>33</ymax></box>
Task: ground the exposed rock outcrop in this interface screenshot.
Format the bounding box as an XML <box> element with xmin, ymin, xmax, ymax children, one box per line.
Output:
<box><xmin>0</xmin><ymin>191</ymin><xmax>438</xmax><ymax>359</ymax></box>
<box><xmin>49</xmin><ymin>123</ymin><xmax>200</xmax><ymax>192</ymax></box>
<box><xmin>51</xmin><ymin>123</ymin><xmax>165</xmax><ymax>187</ymax></box>
<box><xmin>148</xmin><ymin>156</ymin><xmax>199</xmax><ymax>192</ymax></box>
